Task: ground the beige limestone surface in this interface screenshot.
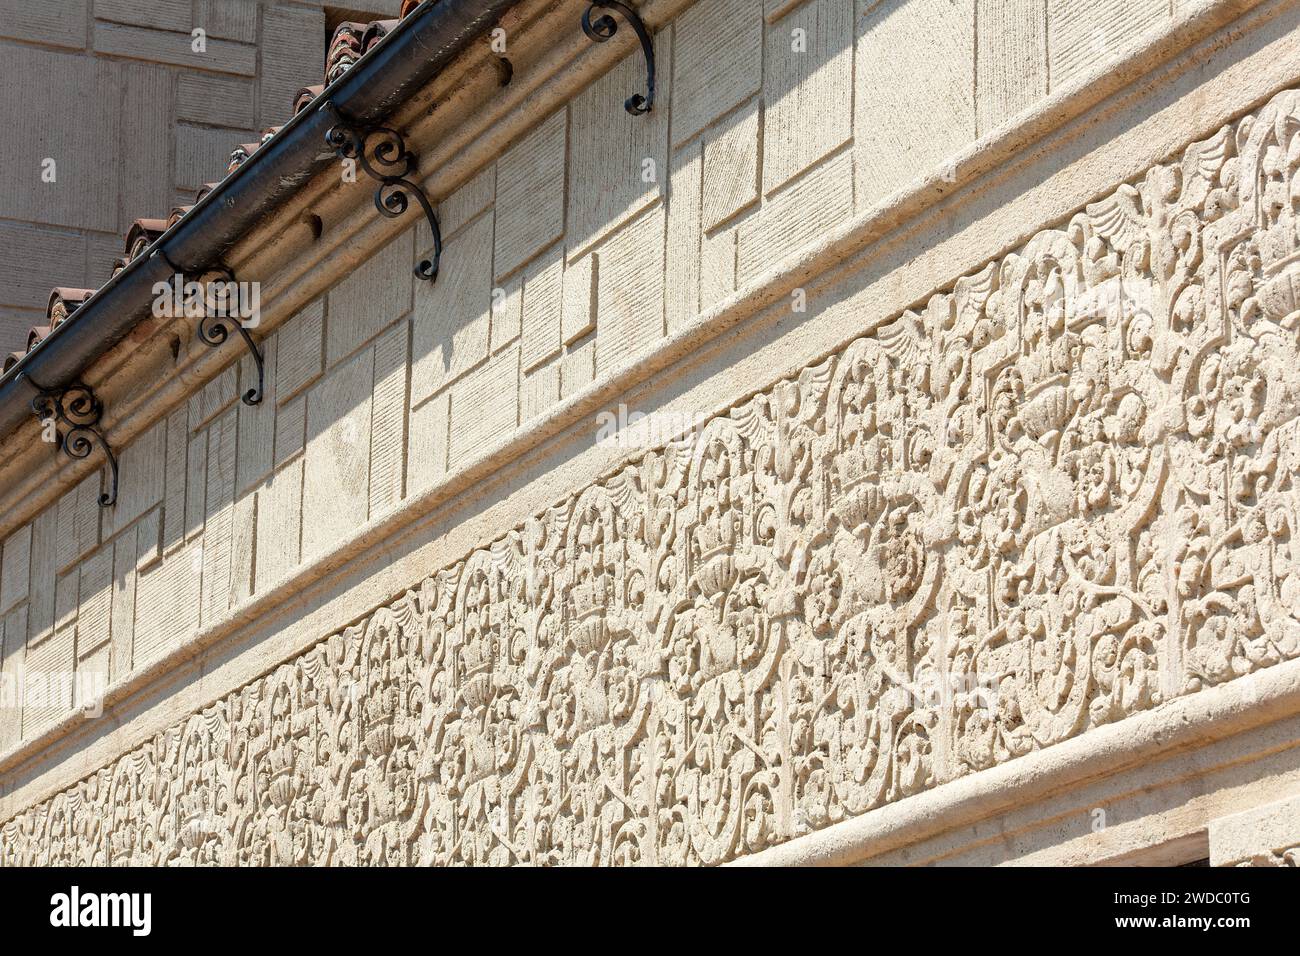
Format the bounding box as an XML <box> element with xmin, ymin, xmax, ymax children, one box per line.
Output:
<box><xmin>3</xmin><ymin>0</ymin><xmax>1300</xmax><ymax>866</ymax></box>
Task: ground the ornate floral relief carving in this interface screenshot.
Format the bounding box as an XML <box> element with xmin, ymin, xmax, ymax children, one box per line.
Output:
<box><xmin>7</xmin><ymin>89</ymin><xmax>1300</xmax><ymax>866</ymax></box>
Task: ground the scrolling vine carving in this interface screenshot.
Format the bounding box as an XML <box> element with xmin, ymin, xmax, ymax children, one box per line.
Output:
<box><xmin>7</xmin><ymin>88</ymin><xmax>1300</xmax><ymax>865</ymax></box>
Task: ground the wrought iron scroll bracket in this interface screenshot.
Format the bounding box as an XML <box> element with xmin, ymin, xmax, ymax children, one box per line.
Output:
<box><xmin>20</xmin><ymin>374</ymin><xmax>119</xmax><ymax>508</ymax></box>
<box><xmin>196</xmin><ymin>264</ymin><xmax>265</xmax><ymax>406</ymax></box>
<box><xmin>321</xmin><ymin>101</ymin><xmax>442</xmax><ymax>282</ymax></box>
<box><xmin>152</xmin><ymin>252</ymin><xmax>265</xmax><ymax>407</ymax></box>
<box><xmin>582</xmin><ymin>2</ymin><xmax>655</xmax><ymax>115</ymax></box>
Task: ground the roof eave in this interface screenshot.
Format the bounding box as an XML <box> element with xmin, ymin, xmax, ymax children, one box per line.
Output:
<box><xmin>0</xmin><ymin>0</ymin><xmax>516</xmax><ymax>441</ymax></box>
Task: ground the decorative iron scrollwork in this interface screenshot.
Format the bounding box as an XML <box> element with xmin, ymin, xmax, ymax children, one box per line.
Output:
<box><xmin>321</xmin><ymin>102</ymin><xmax>442</xmax><ymax>281</ymax></box>
<box><xmin>582</xmin><ymin>1</ymin><xmax>655</xmax><ymax>115</ymax></box>
<box><xmin>21</xmin><ymin>376</ymin><xmax>118</xmax><ymax>508</ymax></box>
<box><xmin>151</xmin><ymin>252</ymin><xmax>265</xmax><ymax>407</ymax></box>
<box><xmin>194</xmin><ymin>265</ymin><xmax>265</xmax><ymax>406</ymax></box>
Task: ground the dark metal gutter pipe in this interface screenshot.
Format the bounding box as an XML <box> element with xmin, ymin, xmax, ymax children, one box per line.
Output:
<box><xmin>0</xmin><ymin>0</ymin><xmax>516</xmax><ymax>441</ymax></box>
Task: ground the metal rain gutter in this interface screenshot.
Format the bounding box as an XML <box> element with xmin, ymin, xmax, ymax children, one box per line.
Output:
<box><xmin>0</xmin><ymin>0</ymin><xmax>517</xmax><ymax>441</ymax></box>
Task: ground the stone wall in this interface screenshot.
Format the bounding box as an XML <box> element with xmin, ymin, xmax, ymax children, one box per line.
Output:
<box><xmin>2</xmin><ymin>0</ymin><xmax>1298</xmax><ymax>865</ymax></box>
<box><xmin>7</xmin><ymin>65</ymin><xmax>1300</xmax><ymax>863</ymax></box>
<box><xmin>0</xmin><ymin>0</ymin><xmax>1193</xmax><ymax>747</ymax></box>
<box><xmin>0</xmin><ymin>0</ymin><xmax>403</xmax><ymax>354</ymax></box>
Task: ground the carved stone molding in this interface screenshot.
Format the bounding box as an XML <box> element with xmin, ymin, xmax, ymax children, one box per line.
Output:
<box><xmin>6</xmin><ymin>86</ymin><xmax>1300</xmax><ymax>866</ymax></box>
<box><xmin>1211</xmin><ymin>793</ymin><xmax>1300</xmax><ymax>866</ymax></box>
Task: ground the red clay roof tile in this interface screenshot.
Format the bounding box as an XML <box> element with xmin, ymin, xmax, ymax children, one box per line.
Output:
<box><xmin>47</xmin><ymin>289</ymin><xmax>95</xmax><ymax>328</ymax></box>
<box><xmin>124</xmin><ymin>220</ymin><xmax>168</xmax><ymax>260</ymax></box>
<box><xmin>294</xmin><ymin>84</ymin><xmax>325</xmax><ymax>115</ymax></box>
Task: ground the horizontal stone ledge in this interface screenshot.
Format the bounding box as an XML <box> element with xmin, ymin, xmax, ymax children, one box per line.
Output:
<box><xmin>729</xmin><ymin>657</ymin><xmax>1300</xmax><ymax>866</ymax></box>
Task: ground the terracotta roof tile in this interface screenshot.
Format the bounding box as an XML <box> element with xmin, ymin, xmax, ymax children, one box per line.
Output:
<box><xmin>48</xmin><ymin>288</ymin><xmax>95</xmax><ymax>328</ymax></box>
<box><xmin>228</xmin><ymin>143</ymin><xmax>255</xmax><ymax>173</ymax></box>
<box><xmin>230</xmin><ymin>126</ymin><xmax>283</xmax><ymax>173</ymax></box>
<box><xmin>124</xmin><ymin>219</ymin><xmax>169</xmax><ymax>261</ymax></box>
<box><xmin>327</xmin><ymin>22</ymin><xmax>367</xmax><ymax>84</ymax></box>
<box><xmin>364</xmin><ymin>20</ymin><xmax>402</xmax><ymax>51</ymax></box>
<box><xmin>6</xmin><ymin>285</ymin><xmax>95</xmax><ymax>371</ymax></box>
<box><xmin>295</xmin><ymin>84</ymin><xmax>325</xmax><ymax>116</ymax></box>
<box><xmin>26</xmin><ymin>327</ymin><xmax>51</xmax><ymax>353</ymax></box>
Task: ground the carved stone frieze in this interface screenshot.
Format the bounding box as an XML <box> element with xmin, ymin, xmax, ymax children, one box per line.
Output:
<box><xmin>7</xmin><ymin>87</ymin><xmax>1300</xmax><ymax>866</ymax></box>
